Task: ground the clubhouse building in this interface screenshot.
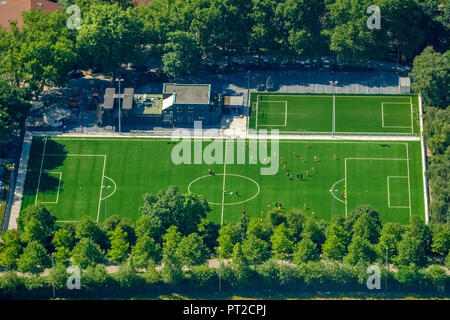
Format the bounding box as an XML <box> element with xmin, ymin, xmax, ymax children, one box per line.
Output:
<box><xmin>102</xmin><ymin>83</ymin><xmax>222</xmax><ymax>129</ymax></box>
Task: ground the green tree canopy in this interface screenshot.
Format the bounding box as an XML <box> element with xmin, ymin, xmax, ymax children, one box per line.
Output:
<box><xmin>430</xmin><ymin>224</ymin><xmax>450</xmax><ymax>259</ymax></box>
<box><xmin>270</xmin><ymin>223</ymin><xmax>294</xmax><ymax>259</ymax></box>
<box><xmin>242</xmin><ymin>234</ymin><xmax>271</xmax><ymax>264</ymax></box>
<box><xmin>76</xmin><ymin>3</ymin><xmax>144</xmax><ymax>76</ymax></box>
<box><xmin>18</xmin><ymin>203</ymin><xmax>56</xmax><ymax>246</ymax></box>
<box><xmin>17</xmin><ymin>241</ymin><xmax>51</xmax><ymax>275</ymax></box>
<box><xmin>72</xmin><ymin>238</ymin><xmax>106</xmax><ymax>269</ymax></box>
<box><xmin>410</xmin><ymin>47</ymin><xmax>450</xmax><ymax>109</ymax></box>
<box><xmin>0</xmin><ymin>230</ymin><xmax>23</xmax><ymax>269</ymax></box>
<box><xmin>344</xmin><ymin>236</ymin><xmax>377</xmax><ymax>266</ymax></box>
<box><xmin>376</xmin><ymin>222</ymin><xmax>404</xmax><ymax>263</ymax></box>
<box><xmin>107</xmin><ymin>226</ymin><xmax>130</xmax><ymax>264</ymax></box>
<box><xmin>215</xmin><ymin>224</ymin><xmax>240</xmax><ymax>259</ymax></box>
<box><xmin>131</xmin><ymin>235</ymin><xmax>162</xmax><ymax>269</ymax></box>
<box><xmin>162</xmin><ymin>31</ymin><xmax>201</xmax><ymax>79</ymax></box>
<box><xmin>75</xmin><ymin>216</ymin><xmax>108</xmax><ymax>249</ymax></box>
<box><xmin>140</xmin><ymin>186</ymin><xmax>210</xmax><ymax>238</ymax></box>
<box><xmin>293</xmin><ymin>236</ymin><xmax>320</xmax><ymax>264</ymax></box>
<box><xmin>176</xmin><ymin>233</ymin><xmax>210</xmax><ymax>267</ymax></box>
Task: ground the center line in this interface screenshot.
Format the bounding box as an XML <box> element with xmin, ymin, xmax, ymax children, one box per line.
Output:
<box><xmin>221</xmin><ymin>140</ymin><xmax>228</xmax><ymax>226</ymax></box>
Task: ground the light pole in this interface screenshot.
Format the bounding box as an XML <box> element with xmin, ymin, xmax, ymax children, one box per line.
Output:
<box><xmin>116</xmin><ymin>78</ymin><xmax>124</xmax><ymax>133</ymax></box>
<box><xmin>51</xmin><ymin>253</ymin><xmax>55</xmax><ymax>299</ymax></box>
<box><xmin>329</xmin><ymin>81</ymin><xmax>338</xmax><ymax>137</ymax></box>
<box><xmin>385</xmin><ymin>246</ymin><xmax>389</xmax><ymax>291</ymax></box>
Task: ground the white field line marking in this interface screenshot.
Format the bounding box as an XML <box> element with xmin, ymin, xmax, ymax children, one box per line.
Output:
<box><xmin>40</xmin><ymin>172</ymin><xmax>62</xmax><ymax>204</ymax></box>
<box><xmin>37</xmin><ymin>153</ymin><xmax>107</xmax><ymax>223</ymax></box>
<box><xmin>44</xmin><ymin>154</ymin><xmax>106</xmax><ymax>157</ymax></box>
<box><xmin>381</xmin><ymin>102</ymin><xmax>412</xmax><ymax>128</ymax></box>
<box><xmin>345</xmin><ymin>156</ymin><xmax>410</xmax><ymax>218</ymax></box>
<box><xmin>35</xmin><ymin>138</ymin><xmax>48</xmax><ymax>204</ymax></box>
<box><xmin>387</xmin><ymin>176</ymin><xmax>409</xmax><ymax>208</ymax></box>
<box><xmin>100</xmin><ymin>176</ymin><xmax>117</xmax><ymax>201</ymax></box>
<box><xmin>332</xmin><ymin>94</ymin><xmax>335</xmax><ymax>135</ymax></box>
<box><xmin>410</xmin><ymin>97</ymin><xmax>414</xmax><ymax>134</ymax></box>
<box><xmin>345</xmin><ymin>158</ymin><xmax>348</xmax><ymax>218</ymax></box>
<box><xmin>406</xmin><ymin>143</ymin><xmax>412</xmax><ymax>219</ymax></box>
<box><xmin>255</xmin><ymin>95</ymin><xmax>259</xmax><ymax>129</ymax></box>
<box><xmin>285</xmin><ymin>102</ymin><xmax>288</xmax><ymax>126</ymax></box>
<box><xmin>57</xmin><ymin>220</ymin><xmax>79</xmax><ymax>223</ymax></box>
<box><xmin>256</xmin><ymin>101</ymin><xmax>288</xmax><ymax>127</ymax></box>
<box><xmin>221</xmin><ymin>140</ymin><xmax>228</xmax><ymax>226</ymax></box>
<box><xmin>97</xmin><ymin>155</ymin><xmax>107</xmax><ymax>223</ymax></box>
<box><xmin>255</xmin><ymin>94</ymin><xmax>412</xmax><ymax>99</ymax></box>
<box><xmin>330</xmin><ymin>178</ymin><xmax>345</xmax><ymax>204</ymax></box>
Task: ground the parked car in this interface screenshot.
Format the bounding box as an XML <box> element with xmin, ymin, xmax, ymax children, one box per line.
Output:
<box><xmin>304</xmin><ymin>59</ymin><xmax>311</xmax><ymax>68</ymax></box>
<box><xmin>257</xmin><ymin>83</ymin><xmax>265</xmax><ymax>91</ymax></box>
<box><xmin>68</xmin><ymin>70</ymin><xmax>83</xmax><ymax>79</ymax></box>
<box><xmin>280</xmin><ymin>59</ymin><xmax>289</xmax><ymax>68</ymax></box>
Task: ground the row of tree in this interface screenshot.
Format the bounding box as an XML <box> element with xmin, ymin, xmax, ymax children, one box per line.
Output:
<box><xmin>2</xmin><ymin>0</ymin><xmax>449</xmax><ymax>85</ymax></box>
<box><xmin>409</xmin><ymin>47</ymin><xmax>450</xmax><ymax>224</ymax></box>
<box><xmin>0</xmin><ymin>187</ymin><xmax>448</xmax><ymax>293</ymax></box>
<box><xmin>0</xmin><ymin>1</ymin><xmax>449</xmax><ymax>135</ymax></box>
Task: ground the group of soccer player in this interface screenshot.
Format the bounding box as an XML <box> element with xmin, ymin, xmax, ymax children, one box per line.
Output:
<box><xmin>279</xmin><ymin>145</ymin><xmax>337</xmax><ymax>182</ymax></box>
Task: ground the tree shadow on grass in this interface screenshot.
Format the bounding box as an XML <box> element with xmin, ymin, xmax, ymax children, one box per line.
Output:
<box><xmin>23</xmin><ymin>138</ymin><xmax>68</xmax><ymax>196</ymax></box>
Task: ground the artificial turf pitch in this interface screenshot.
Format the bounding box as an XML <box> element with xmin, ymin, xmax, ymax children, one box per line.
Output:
<box><xmin>249</xmin><ymin>93</ymin><xmax>419</xmax><ymax>135</ymax></box>
<box><xmin>21</xmin><ymin>137</ymin><xmax>425</xmax><ymax>225</ymax></box>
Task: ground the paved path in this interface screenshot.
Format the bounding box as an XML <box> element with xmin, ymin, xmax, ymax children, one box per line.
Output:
<box><xmin>6</xmin><ymin>132</ymin><xmax>32</xmax><ymax>230</ymax></box>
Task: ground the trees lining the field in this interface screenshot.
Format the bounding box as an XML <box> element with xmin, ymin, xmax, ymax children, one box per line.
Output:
<box><xmin>140</xmin><ymin>186</ymin><xmax>210</xmax><ymax>239</ymax></box>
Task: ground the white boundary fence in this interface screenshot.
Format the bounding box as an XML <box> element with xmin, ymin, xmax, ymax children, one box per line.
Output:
<box><xmin>418</xmin><ymin>94</ymin><xmax>430</xmax><ymax>223</ymax></box>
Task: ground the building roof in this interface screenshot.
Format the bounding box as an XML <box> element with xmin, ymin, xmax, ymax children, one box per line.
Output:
<box><xmin>103</xmin><ymin>88</ymin><xmax>116</xmax><ymax>110</ymax></box>
<box><xmin>163</xmin><ymin>83</ymin><xmax>211</xmax><ymax>105</ymax></box>
<box><xmin>122</xmin><ymin>88</ymin><xmax>134</xmax><ymax>110</ymax></box>
<box><xmin>0</xmin><ymin>0</ymin><xmax>60</xmax><ymax>29</ymax></box>
<box><xmin>224</xmin><ymin>96</ymin><xmax>244</xmax><ymax>106</ymax></box>
<box><xmin>132</xmin><ymin>94</ymin><xmax>164</xmax><ymax>115</ymax></box>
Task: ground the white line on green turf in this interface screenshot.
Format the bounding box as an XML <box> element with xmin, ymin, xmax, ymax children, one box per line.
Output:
<box><xmin>40</xmin><ymin>172</ymin><xmax>62</xmax><ymax>204</ymax></box>
<box><xmin>35</xmin><ymin>137</ymin><xmax>48</xmax><ymax>205</ymax></box>
<box><xmin>344</xmin><ymin>154</ymin><xmax>411</xmax><ymax>218</ymax></box>
<box><xmin>387</xmin><ymin>176</ymin><xmax>409</xmax><ymax>208</ymax></box>
<box><xmin>406</xmin><ymin>143</ymin><xmax>412</xmax><ymax>219</ymax></box>
<box><xmin>410</xmin><ymin>97</ymin><xmax>414</xmax><ymax>134</ymax></box>
<box><xmin>221</xmin><ymin>140</ymin><xmax>228</xmax><ymax>226</ymax></box>
<box><xmin>381</xmin><ymin>102</ymin><xmax>413</xmax><ymax>129</ymax></box>
<box><xmin>97</xmin><ymin>155</ymin><xmax>107</xmax><ymax>223</ymax></box>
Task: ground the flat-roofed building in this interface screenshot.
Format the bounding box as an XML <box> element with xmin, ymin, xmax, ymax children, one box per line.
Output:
<box><xmin>162</xmin><ymin>83</ymin><xmax>221</xmax><ymax>127</ymax></box>
<box><xmin>101</xmin><ymin>84</ymin><xmax>221</xmax><ymax>130</ymax></box>
<box><xmin>224</xmin><ymin>95</ymin><xmax>245</xmax><ymax>114</ymax></box>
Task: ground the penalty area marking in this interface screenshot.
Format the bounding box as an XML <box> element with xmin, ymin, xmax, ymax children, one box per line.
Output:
<box><xmin>39</xmin><ymin>172</ymin><xmax>62</xmax><ymax>204</ymax></box>
<box><xmin>35</xmin><ymin>153</ymin><xmax>108</xmax><ymax>223</ymax></box>
<box><xmin>344</xmin><ymin>156</ymin><xmax>410</xmax><ymax>218</ymax></box>
<box><xmin>381</xmin><ymin>102</ymin><xmax>413</xmax><ymax>129</ymax></box>
<box><xmin>255</xmin><ymin>97</ymin><xmax>288</xmax><ymax>129</ymax></box>
<box><xmin>387</xmin><ymin>176</ymin><xmax>410</xmax><ymax>208</ymax></box>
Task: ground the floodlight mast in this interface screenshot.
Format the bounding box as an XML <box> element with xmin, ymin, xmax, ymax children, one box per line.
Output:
<box><xmin>329</xmin><ymin>81</ymin><xmax>338</xmax><ymax>137</ymax></box>
<box><xmin>116</xmin><ymin>78</ymin><xmax>124</xmax><ymax>133</ymax></box>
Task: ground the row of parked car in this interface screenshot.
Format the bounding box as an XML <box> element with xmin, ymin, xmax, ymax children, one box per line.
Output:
<box><xmin>199</xmin><ymin>55</ymin><xmax>334</xmax><ymax>74</ymax></box>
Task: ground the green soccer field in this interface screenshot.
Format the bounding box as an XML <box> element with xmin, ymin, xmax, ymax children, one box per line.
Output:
<box><xmin>21</xmin><ymin>137</ymin><xmax>425</xmax><ymax>225</ymax></box>
<box><xmin>248</xmin><ymin>93</ymin><xmax>420</xmax><ymax>135</ymax></box>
